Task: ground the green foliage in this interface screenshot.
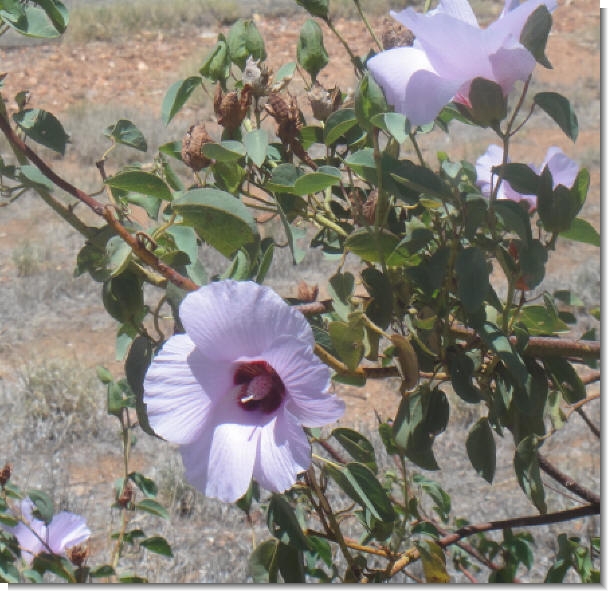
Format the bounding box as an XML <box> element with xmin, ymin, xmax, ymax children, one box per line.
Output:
<box><xmin>0</xmin><ymin>0</ymin><xmax>599</xmax><ymax>583</ymax></box>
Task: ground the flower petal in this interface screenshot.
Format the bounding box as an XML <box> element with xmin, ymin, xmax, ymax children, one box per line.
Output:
<box><xmin>10</xmin><ymin>523</ymin><xmax>43</xmax><ymax>564</ymax></box>
<box><xmin>181</xmin><ymin>392</ymin><xmax>263</xmax><ymax>503</ymax></box>
<box><xmin>543</xmin><ymin>147</ymin><xmax>579</xmax><ymax>189</ymax></box>
<box><xmin>489</xmin><ymin>44</ymin><xmax>536</xmax><ymax>94</ymax></box>
<box><xmin>368</xmin><ymin>47</ymin><xmax>459</xmax><ymax>126</ymax></box>
<box><xmin>180</xmin><ymin>281</ymin><xmax>313</xmax><ymax>361</ymax></box>
<box><xmin>143</xmin><ymin>334</ymin><xmax>227</xmax><ymax>445</ymax></box>
<box><xmin>259</xmin><ymin>335</ymin><xmax>344</xmax><ymax>427</ymax></box>
<box><xmin>253</xmin><ymin>411</ymin><xmax>311</xmax><ymax>493</ymax></box>
<box><xmin>47</xmin><ymin>513</ymin><xmax>90</xmax><ymax>554</ymax></box>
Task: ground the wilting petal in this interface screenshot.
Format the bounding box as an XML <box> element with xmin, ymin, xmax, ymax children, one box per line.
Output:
<box><xmin>180</xmin><ymin>281</ymin><xmax>314</xmax><ymax>361</ymax></box>
<box><xmin>253</xmin><ymin>411</ymin><xmax>311</xmax><ymax>493</ymax></box>
<box><xmin>144</xmin><ymin>334</ymin><xmax>220</xmax><ymax>445</ymax></box>
<box><xmin>47</xmin><ymin>513</ymin><xmax>90</xmax><ymax>555</ymax></box>
<box><xmin>261</xmin><ymin>336</ymin><xmax>345</xmax><ymax>427</ymax></box>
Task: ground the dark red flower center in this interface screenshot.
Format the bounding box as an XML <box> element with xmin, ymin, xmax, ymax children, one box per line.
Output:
<box><xmin>234</xmin><ymin>360</ymin><xmax>285</xmax><ymax>414</ymax></box>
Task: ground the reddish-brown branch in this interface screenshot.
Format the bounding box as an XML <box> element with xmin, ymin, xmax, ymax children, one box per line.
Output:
<box><xmin>537</xmin><ymin>453</ymin><xmax>600</xmax><ymax>504</ymax></box>
<box><xmin>0</xmin><ymin>110</ymin><xmax>199</xmax><ymax>293</ymax></box>
<box><xmin>437</xmin><ymin>503</ymin><xmax>599</xmax><ymax>549</ymax></box>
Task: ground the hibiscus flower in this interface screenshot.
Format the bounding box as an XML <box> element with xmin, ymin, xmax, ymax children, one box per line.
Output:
<box><xmin>367</xmin><ymin>0</ymin><xmax>557</xmax><ymax>127</ymax></box>
<box><xmin>143</xmin><ymin>280</ymin><xmax>345</xmax><ymax>503</ymax></box>
<box><xmin>8</xmin><ymin>498</ymin><xmax>90</xmax><ymax>565</ymax></box>
<box><xmin>475</xmin><ymin>144</ymin><xmax>580</xmax><ymax>210</ymax></box>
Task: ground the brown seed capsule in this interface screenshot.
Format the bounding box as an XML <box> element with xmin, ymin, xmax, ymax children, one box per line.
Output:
<box><xmin>182</xmin><ymin>123</ymin><xmax>213</xmax><ymax>171</ymax></box>
<box><xmin>297</xmin><ymin>281</ymin><xmax>319</xmax><ymax>303</ymax></box>
<box><xmin>381</xmin><ymin>17</ymin><xmax>415</xmax><ymax>50</ymax></box>
<box><xmin>308</xmin><ymin>83</ymin><xmax>342</xmax><ymax>122</ymax></box>
<box><xmin>214</xmin><ymin>83</ymin><xmax>253</xmax><ymax>134</ymax></box>
<box><xmin>0</xmin><ymin>462</ymin><xmax>11</xmax><ymax>486</ymax></box>
<box><xmin>67</xmin><ymin>543</ymin><xmax>90</xmax><ymax>567</ymax></box>
<box><xmin>116</xmin><ymin>481</ymin><xmax>136</xmax><ymax>509</ymax></box>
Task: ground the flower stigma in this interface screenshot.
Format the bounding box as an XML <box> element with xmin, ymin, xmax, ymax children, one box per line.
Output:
<box><xmin>234</xmin><ymin>360</ymin><xmax>285</xmax><ymax>413</ymax></box>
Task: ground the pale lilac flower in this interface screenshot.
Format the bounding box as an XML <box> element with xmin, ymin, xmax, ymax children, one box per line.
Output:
<box><xmin>8</xmin><ymin>498</ymin><xmax>90</xmax><ymax>564</ymax></box>
<box><xmin>143</xmin><ymin>280</ymin><xmax>345</xmax><ymax>503</ymax></box>
<box><xmin>475</xmin><ymin>144</ymin><xmax>580</xmax><ymax>210</ymax></box>
<box><xmin>368</xmin><ymin>0</ymin><xmax>557</xmax><ymax>126</ymax></box>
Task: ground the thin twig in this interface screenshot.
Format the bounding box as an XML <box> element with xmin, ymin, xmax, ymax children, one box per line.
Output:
<box><xmin>576</xmin><ymin>407</ymin><xmax>600</xmax><ymax>439</ymax></box>
<box><xmin>537</xmin><ymin>453</ymin><xmax>600</xmax><ymax>505</ymax></box>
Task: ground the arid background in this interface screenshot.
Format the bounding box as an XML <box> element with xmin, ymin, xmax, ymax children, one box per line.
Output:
<box><xmin>0</xmin><ymin>0</ymin><xmax>600</xmax><ymax>583</ymax></box>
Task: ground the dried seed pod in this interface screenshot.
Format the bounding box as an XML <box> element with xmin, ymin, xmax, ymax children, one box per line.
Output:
<box><xmin>361</xmin><ymin>189</ymin><xmax>378</xmax><ymax>225</ymax></box>
<box><xmin>214</xmin><ymin>83</ymin><xmax>253</xmax><ymax>134</ymax></box>
<box><xmin>116</xmin><ymin>481</ymin><xmax>136</xmax><ymax>509</ymax></box>
<box><xmin>390</xmin><ymin>334</ymin><xmax>419</xmax><ymax>394</ymax></box>
<box><xmin>297</xmin><ymin>280</ymin><xmax>319</xmax><ymax>302</ymax></box>
<box><xmin>181</xmin><ymin>123</ymin><xmax>213</xmax><ymax>171</ymax></box>
<box><xmin>243</xmin><ymin>57</ymin><xmax>271</xmax><ymax>98</ymax></box>
<box><xmin>308</xmin><ymin>82</ymin><xmax>342</xmax><ymax>122</ymax></box>
<box><xmin>0</xmin><ymin>462</ymin><xmax>11</xmax><ymax>486</ymax></box>
<box><xmin>67</xmin><ymin>544</ymin><xmax>90</xmax><ymax>567</ymax></box>
<box><xmin>381</xmin><ymin>17</ymin><xmax>415</xmax><ymax>50</ymax></box>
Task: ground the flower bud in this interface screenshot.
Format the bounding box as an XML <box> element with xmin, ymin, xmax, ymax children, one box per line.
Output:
<box><xmin>0</xmin><ymin>462</ymin><xmax>11</xmax><ymax>486</ymax></box>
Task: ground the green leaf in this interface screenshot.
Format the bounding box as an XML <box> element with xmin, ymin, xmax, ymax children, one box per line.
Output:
<box><xmin>141</xmin><ymin>536</ymin><xmax>173</xmax><ymax>557</ymax></box>
<box><xmin>413</xmin><ymin>474</ymin><xmax>451</xmax><ymax>523</ymax></box>
<box><xmin>393</xmin><ymin>384</ymin><xmax>449</xmax><ymax>470</ymax></box>
<box><xmin>104</xmin><ymin>119</ymin><xmax>147</xmax><ymax>152</ymax></box>
<box><xmin>520</xmin><ymin>4</ymin><xmax>552</xmax><ymax>68</ymax></box>
<box><xmin>466</xmin><ymin>418</ymin><xmax>496</xmax><ymax>483</ymax></box>
<box><xmin>324</xmin><ymin>462</ymin><xmax>395</xmax><ymax>522</ymax></box>
<box><xmin>161</xmin><ymin>76</ymin><xmax>201</xmax><ymax>125</ymax></box>
<box><xmin>297</xmin><ymin>19</ymin><xmax>328</xmax><ymax>82</ymax></box>
<box><xmin>267</xmin><ymin>494</ymin><xmax>310</xmax><ymax>551</ymax></box>
<box><xmin>105</xmin><ymin>235</ymin><xmax>131</xmax><ymax>277</ymax></box>
<box><xmin>534</xmin><ymin>91</ymin><xmax>578</xmax><ymax>141</ymax></box>
<box><xmin>293</xmin><ymin>165</ymin><xmax>341</xmax><ymax>195</ymax></box>
<box><xmin>332</xmin><ymin>428</ymin><xmax>377</xmax><ymax>472</ymax></box>
<box><xmin>328</xmin><ymin>271</ymin><xmax>354</xmax><ymax>320</ymax></box>
<box><xmin>514</xmin><ymin>435</ymin><xmax>546</xmax><ymax>513</ymax></box>
<box><xmin>354</xmin><ymin>72</ymin><xmax>388</xmax><ymax>132</ymax></box>
<box><xmin>543</xmin><ymin>357</ymin><xmax>585</xmax><ymax>404</ymax></box>
<box><xmin>370</xmin><ymin>112</ymin><xmax>407</xmax><ymax>144</ymax></box>
<box><xmin>324</xmin><ymin>108</ymin><xmax>358</xmax><ymax>145</ymax></box>
<box><xmin>102</xmin><ymin>271</ymin><xmax>143</xmax><ymax>326</ymax></box>
<box><xmin>159</xmin><ymin>140</ymin><xmax>183</xmax><ymax>161</ymax></box>
<box><xmin>418</xmin><ymin>540</ymin><xmax>450</xmax><ymax>583</ymax></box>
<box><xmin>518</xmin><ymin>305</ymin><xmax>570</xmax><ymax>335</ymax></box>
<box><xmin>467</xmin><ymin>77</ymin><xmax>507</xmax><ymax>127</ymax></box>
<box><xmin>295</xmin><ymin>0</ymin><xmax>328</xmax><ymax>18</ymax></box>
<box><xmin>199</xmin><ymin>34</ymin><xmax>230</xmax><ymax>82</ymax></box>
<box><xmin>361</xmin><ymin>267</ymin><xmax>392</xmax><ymax>330</ymax></box>
<box><xmin>13</xmin><ymin>108</ymin><xmax>68</xmax><ymax>154</ymax></box>
<box><xmin>227</xmin><ymin>19</ymin><xmax>266</xmax><ymax>70</ymax></box>
<box><xmin>243</xmin><ymin>128</ymin><xmax>268</xmax><ymax>167</ymax></box>
<box><xmin>494</xmin><ymin>199</ymin><xmax>534</xmax><ymax>246</ymax></box>
<box><xmin>518</xmin><ymin>238</ymin><xmax>548</xmax><ymax>290</ymax></box>
<box><xmin>89</xmin><ymin>565</ymin><xmax>116</xmax><ymax>578</ymax></box>
<box><xmin>202</xmin><ymin>140</ymin><xmax>246</xmax><ymax>162</ymax></box>
<box><xmin>455</xmin><ymin>247</ymin><xmax>490</xmax><ymax>314</ymax></box>
<box><xmin>105</xmin><ymin>170</ymin><xmax>172</xmax><ymax>202</ymax></box>
<box><xmin>27</xmin><ymin>490</ymin><xmax>54</xmax><ymax>524</ymax></box>
<box><xmin>173</xmin><ymin>188</ymin><xmax>259</xmax><ymax>258</ymax></box>
<box><xmin>476</xmin><ymin>321</ymin><xmax>529</xmax><ymax>389</ymax></box>
<box><xmin>32</xmin><ymin>0</ymin><xmax>68</xmax><ymax>34</ymax></box>
<box><xmin>128</xmin><ymin>471</ymin><xmax>157</xmax><ymax>498</ymax></box>
<box><xmin>0</xmin><ymin>513</ymin><xmax>18</xmax><ymax>527</ymax></box>
<box><xmin>328</xmin><ymin>320</ymin><xmax>364</xmax><ymax>371</ymax></box>
<box><xmin>274</xmin><ymin>61</ymin><xmax>297</xmax><ymax>83</ymax></box>
<box><xmin>135</xmin><ymin>499</ymin><xmax>169</xmax><ymax>519</ymax></box>
<box><xmin>32</xmin><ymin>554</ymin><xmax>75</xmax><ymax>582</ymax></box>
<box><xmin>390</xmin><ymin>334</ymin><xmax>419</xmax><ymax>392</ymax></box>
<box><xmin>249</xmin><ymin>538</ymin><xmax>280</xmax><ymax>583</ymax></box>
<box><xmin>560</xmin><ymin>217</ymin><xmax>600</xmax><ymax>246</ymax></box>
<box><xmin>118</xmin><ymin>574</ymin><xmax>148</xmax><ymax>583</ymax></box>
<box><xmin>345</xmin><ymin>227</ymin><xmax>400</xmax><ymax>263</ymax></box>
<box><xmin>447</xmin><ymin>348</ymin><xmax>481</xmax><ymax>403</ymax></box>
